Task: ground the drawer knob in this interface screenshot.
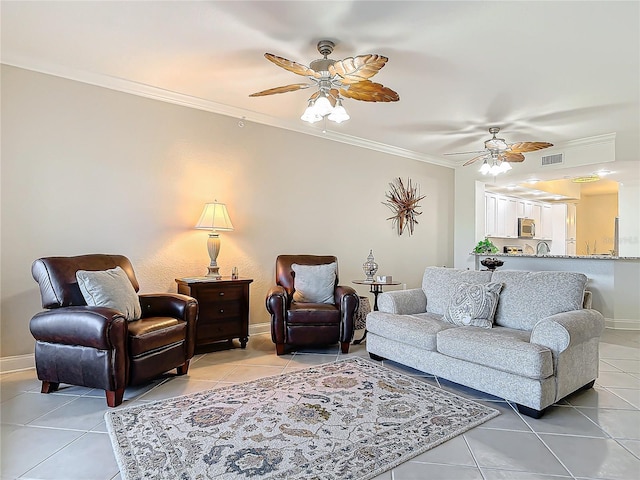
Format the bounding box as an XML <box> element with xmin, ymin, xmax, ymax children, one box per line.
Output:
<box><xmin>219</xmin><ymin>292</ymin><xmax>225</xmax><ymax>296</ymax></box>
<box><xmin>220</xmin><ymin>309</ymin><xmax>224</xmax><ymax>313</ymax></box>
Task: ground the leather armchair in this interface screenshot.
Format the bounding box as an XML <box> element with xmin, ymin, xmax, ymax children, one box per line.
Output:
<box><xmin>30</xmin><ymin>254</ymin><xmax>198</xmax><ymax>407</ymax></box>
<box><xmin>266</xmin><ymin>255</ymin><xmax>359</xmax><ymax>355</ymax></box>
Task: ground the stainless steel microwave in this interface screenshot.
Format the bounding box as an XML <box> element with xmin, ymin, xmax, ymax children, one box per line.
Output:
<box><xmin>518</xmin><ymin>218</ymin><xmax>535</xmax><ymax>238</ymax></box>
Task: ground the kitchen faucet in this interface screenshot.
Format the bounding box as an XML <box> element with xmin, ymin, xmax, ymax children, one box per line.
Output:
<box><xmin>536</xmin><ymin>241</ymin><xmax>550</xmax><ymax>255</ymax></box>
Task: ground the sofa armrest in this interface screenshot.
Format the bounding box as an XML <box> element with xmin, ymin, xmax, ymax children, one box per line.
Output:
<box><xmin>266</xmin><ymin>285</ymin><xmax>288</xmax><ymax>315</ymax></box>
<box><xmin>377</xmin><ymin>288</ymin><xmax>426</xmax><ymax>315</ymax></box>
<box><xmin>335</xmin><ymin>286</ymin><xmax>359</xmax><ymax>342</ymax></box>
<box><xmin>266</xmin><ymin>285</ymin><xmax>288</xmax><ymax>344</ymax></box>
<box><xmin>29</xmin><ymin>306</ymin><xmax>127</xmax><ymax>350</ymax></box>
<box><xmin>530</xmin><ymin>309</ymin><xmax>605</xmax><ymax>354</ymax></box>
<box><xmin>139</xmin><ymin>293</ymin><xmax>197</xmax><ymax>320</ymax></box>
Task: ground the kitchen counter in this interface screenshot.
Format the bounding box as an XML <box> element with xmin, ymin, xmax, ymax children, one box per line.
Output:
<box><xmin>470</xmin><ymin>253</ymin><xmax>639</xmax><ymax>329</ymax></box>
<box><xmin>472</xmin><ymin>253</ymin><xmax>640</xmax><ymax>261</ymax></box>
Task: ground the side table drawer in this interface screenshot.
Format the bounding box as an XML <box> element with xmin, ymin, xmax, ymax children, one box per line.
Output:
<box><xmin>200</xmin><ymin>299</ymin><xmax>242</xmax><ymax>321</ymax></box>
<box><xmin>195</xmin><ymin>285</ymin><xmax>244</xmax><ymax>302</ymax></box>
<box><xmin>197</xmin><ymin>320</ymin><xmax>241</xmax><ymax>343</ymax></box>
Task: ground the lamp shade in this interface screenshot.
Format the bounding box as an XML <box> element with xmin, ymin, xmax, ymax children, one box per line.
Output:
<box><xmin>195</xmin><ymin>202</ymin><xmax>234</xmax><ymax>231</ymax></box>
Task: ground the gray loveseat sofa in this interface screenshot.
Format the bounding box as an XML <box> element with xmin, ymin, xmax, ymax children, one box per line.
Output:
<box><xmin>366</xmin><ymin>267</ymin><xmax>605</xmax><ymax>418</ymax></box>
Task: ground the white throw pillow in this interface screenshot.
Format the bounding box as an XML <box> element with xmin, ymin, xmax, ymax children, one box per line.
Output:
<box><xmin>76</xmin><ymin>266</ymin><xmax>142</xmax><ymax>321</ymax></box>
<box><xmin>291</xmin><ymin>262</ymin><xmax>337</xmax><ymax>304</ymax></box>
<box><xmin>443</xmin><ymin>282</ymin><xmax>503</xmax><ymax>328</ymax></box>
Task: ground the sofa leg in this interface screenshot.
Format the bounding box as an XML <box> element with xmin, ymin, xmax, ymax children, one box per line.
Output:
<box><xmin>580</xmin><ymin>379</ymin><xmax>596</xmax><ymax>391</ymax></box>
<box><xmin>340</xmin><ymin>342</ymin><xmax>350</xmax><ymax>354</ymax></box>
<box><xmin>106</xmin><ymin>388</ymin><xmax>125</xmax><ymax>408</ymax></box>
<box><xmin>369</xmin><ymin>352</ymin><xmax>384</xmax><ymax>361</ymax></box>
<box><xmin>516</xmin><ymin>403</ymin><xmax>545</xmax><ymax>419</ymax></box>
<box><xmin>41</xmin><ymin>381</ymin><xmax>59</xmax><ymax>394</ymax></box>
<box><xmin>275</xmin><ymin>343</ymin><xmax>287</xmax><ymax>356</ymax></box>
<box><xmin>176</xmin><ymin>360</ymin><xmax>190</xmax><ymax>375</ymax></box>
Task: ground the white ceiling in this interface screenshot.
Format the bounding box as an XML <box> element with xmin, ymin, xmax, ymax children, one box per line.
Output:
<box><xmin>2</xmin><ymin>1</ymin><xmax>639</xmax><ymax>187</ymax></box>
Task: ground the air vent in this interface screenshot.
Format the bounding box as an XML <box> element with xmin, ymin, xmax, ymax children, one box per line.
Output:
<box><xmin>541</xmin><ymin>153</ymin><xmax>564</xmax><ymax>166</ymax></box>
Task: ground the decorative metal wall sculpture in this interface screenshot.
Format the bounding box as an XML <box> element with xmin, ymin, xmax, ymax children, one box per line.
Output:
<box><xmin>383</xmin><ymin>177</ymin><xmax>425</xmax><ymax>236</ymax></box>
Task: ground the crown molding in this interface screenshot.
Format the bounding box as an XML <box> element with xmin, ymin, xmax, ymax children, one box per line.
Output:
<box><xmin>2</xmin><ymin>57</ymin><xmax>452</xmax><ymax>168</ymax></box>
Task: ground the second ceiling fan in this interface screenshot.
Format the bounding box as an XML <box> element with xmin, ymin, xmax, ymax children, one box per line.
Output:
<box><xmin>447</xmin><ymin>127</ymin><xmax>554</xmax><ymax>175</ymax></box>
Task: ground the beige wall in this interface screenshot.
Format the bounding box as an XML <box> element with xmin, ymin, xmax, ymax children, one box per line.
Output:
<box><xmin>576</xmin><ymin>193</ymin><xmax>618</xmax><ymax>255</ymax></box>
<box><xmin>0</xmin><ymin>65</ymin><xmax>454</xmax><ymax>358</ymax></box>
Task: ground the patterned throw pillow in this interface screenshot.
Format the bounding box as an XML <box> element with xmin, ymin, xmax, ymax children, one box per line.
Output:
<box><xmin>443</xmin><ymin>282</ymin><xmax>503</xmax><ymax>328</ymax></box>
<box><xmin>76</xmin><ymin>266</ymin><xmax>142</xmax><ymax>321</ymax></box>
<box><xmin>291</xmin><ymin>262</ymin><xmax>337</xmax><ymax>304</ymax></box>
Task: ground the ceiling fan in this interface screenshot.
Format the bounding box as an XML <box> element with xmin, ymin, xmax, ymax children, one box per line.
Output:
<box><xmin>446</xmin><ymin>127</ymin><xmax>553</xmax><ymax>175</ymax></box>
<box><xmin>249</xmin><ymin>40</ymin><xmax>399</xmax><ymax>123</ymax></box>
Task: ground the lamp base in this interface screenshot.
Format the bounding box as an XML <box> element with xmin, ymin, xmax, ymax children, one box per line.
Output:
<box><xmin>206</xmin><ymin>266</ymin><xmax>222</xmax><ymax>280</ymax></box>
<box><xmin>205</xmin><ymin>232</ymin><xmax>222</xmax><ymax>279</ymax></box>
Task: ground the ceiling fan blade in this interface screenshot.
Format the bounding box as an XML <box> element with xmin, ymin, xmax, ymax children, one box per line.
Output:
<box><xmin>329</xmin><ymin>54</ymin><xmax>388</xmax><ymax>84</ymax></box>
<box><xmin>339</xmin><ymin>81</ymin><xmax>399</xmax><ymax>102</ymax></box>
<box><xmin>444</xmin><ymin>150</ymin><xmax>486</xmax><ymax>156</ymax></box>
<box><xmin>463</xmin><ymin>153</ymin><xmax>489</xmax><ymax>166</ymax></box>
<box><xmin>509</xmin><ymin>141</ymin><xmax>553</xmax><ymax>153</ymax></box>
<box><xmin>249</xmin><ymin>83</ymin><xmax>311</xmax><ymax>97</ymax></box>
<box><xmin>500</xmin><ymin>152</ymin><xmax>525</xmax><ymax>163</ymax></box>
<box><xmin>264</xmin><ymin>53</ymin><xmax>321</xmax><ymax>78</ymax></box>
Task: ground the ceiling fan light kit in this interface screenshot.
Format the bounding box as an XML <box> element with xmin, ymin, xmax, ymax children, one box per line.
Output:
<box><xmin>250</xmin><ymin>40</ymin><xmax>399</xmax><ymax>125</ymax></box>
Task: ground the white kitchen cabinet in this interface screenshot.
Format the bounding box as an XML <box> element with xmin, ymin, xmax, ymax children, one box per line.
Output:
<box><xmin>566</xmin><ymin>203</ymin><xmax>577</xmax><ymax>240</ymax></box>
<box><xmin>550</xmin><ymin>204</ymin><xmax>567</xmax><ymax>254</ymax></box>
<box><xmin>566</xmin><ymin>203</ymin><xmax>577</xmax><ymax>255</ymax></box>
<box><xmin>485</xmin><ymin>193</ymin><xmax>497</xmax><ymax>237</ymax></box>
<box><xmin>487</xmin><ymin>193</ymin><xmax>521</xmax><ymax>238</ymax></box>
<box><xmin>501</xmin><ymin>197</ymin><xmax>518</xmax><ymax>238</ymax></box>
<box><xmin>539</xmin><ymin>204</ymin><xmax>553</xmax><ymax>240</ymax></box>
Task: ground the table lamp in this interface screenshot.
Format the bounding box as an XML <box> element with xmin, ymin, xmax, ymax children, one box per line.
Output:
<box><xmin>195</xmin><ymin>201</ymin><xmax>234</xmax><ymax>279</ymax></box>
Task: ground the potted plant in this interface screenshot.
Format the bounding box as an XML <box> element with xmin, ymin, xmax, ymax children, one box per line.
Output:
<box><xmin>473</xmin><ymin>238</ymin><xmax>498</xmax><ymax>254</ymax></box>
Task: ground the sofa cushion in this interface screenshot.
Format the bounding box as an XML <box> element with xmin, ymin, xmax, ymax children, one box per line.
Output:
<box><xmin>366</xmin><ymin>311</ymin><xmax>454</xmax><ymax>351</ymax></box>
<box><xmin>444</xmin><ymin>282</ymin><xmax>503</xmax><ymax>328</ymax></box>
<box><xmin>491</xmin><ymin>270</ymin><xmax>588</xmax><ymax>330</ymax></box>
<box><xmin>422</xmin><ymin>267</ymin><xmax>493</xmax><ymax>315</ymax></box>
<box><xmin>437</xmin><ymin>326</ymin><xmax>554</xmax><ymax>380</ymax></box>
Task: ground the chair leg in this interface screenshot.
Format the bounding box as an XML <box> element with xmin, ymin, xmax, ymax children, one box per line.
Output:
<box><xmin>176</xmin><ymin>360</ymin><xmax>190</xmax><ymax>375</ymax></box>
<box><xmin>105</xmin><ymin>388</ymin><xmax>125</xmax><ymax>408</ymax></box>
<box><xmin>275</xmin><ymin>343</ymin><xmax>287</xmax><ymax>356</ymax></box>
<box><xmin>41</xmin><ymin>381</ymin><xmax>59</xmax><ymax>394</ymax></box>
<box><xmin>340</xmin><ymin>342</ymin><xmax>350</xmax><ymax>354</ymax></box>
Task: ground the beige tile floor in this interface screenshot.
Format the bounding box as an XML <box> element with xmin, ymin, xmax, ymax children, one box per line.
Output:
<box><xmin>1</xmin><ymin>329</ymin><xmax>639</xmax><ymax>480</ymax></box>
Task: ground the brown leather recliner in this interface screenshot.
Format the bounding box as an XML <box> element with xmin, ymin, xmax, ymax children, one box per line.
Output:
<box><xmin>29</xmin><ymin>254</ymin><xmax>198</xmax><ymax>407</ymax></box>
<box><xmin>266</xmin><ymin>255</ymin><xmax>359</xmax><ymax>355</ymax></box>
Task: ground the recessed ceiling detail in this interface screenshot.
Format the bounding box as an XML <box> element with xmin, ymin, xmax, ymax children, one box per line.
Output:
<box><xmin>572</xmin><ymin>175</ymin><xmax>601</xmax><ymax>183</ymax></box>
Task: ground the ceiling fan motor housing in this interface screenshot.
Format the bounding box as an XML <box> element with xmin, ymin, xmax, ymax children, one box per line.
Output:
<box><xmin>317</xmin><ymin>40</ymin><xmax>335</xmax><ymax>57</ymax></box>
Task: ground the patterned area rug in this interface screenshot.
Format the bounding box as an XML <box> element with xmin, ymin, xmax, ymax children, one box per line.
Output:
<box><xmin>105</xmin><ymin>357</ymin><xmax>499</xmax><ymax>480</ymax></box>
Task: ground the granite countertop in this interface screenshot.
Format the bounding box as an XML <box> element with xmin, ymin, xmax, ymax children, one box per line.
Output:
<box><xmin>472</xmin><ymin>253</ymin><xmax>640</xmax><ymax>261</ymax></box>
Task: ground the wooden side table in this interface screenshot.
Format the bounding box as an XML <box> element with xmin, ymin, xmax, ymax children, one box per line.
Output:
<box><xmin>176</xmin><ymin>277</ymin><xmax>253</xmax><ymax>350</ymax></box>
<box><xmin>352</xmin><ymin>280</ymin><xmax>401</xmax><ymax>344</ymax></box>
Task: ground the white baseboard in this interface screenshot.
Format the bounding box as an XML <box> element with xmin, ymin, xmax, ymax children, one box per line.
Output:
<box><xmin>249</xmin><ymin>322</ymin><xmax>271</xmax><ymax>336</ymax></box>
<box><xmin>605</xmin><ymin>318</ymin><xmax>640</xmax><ymax>330</ymax></box>
<box><xmin>0</xmin><ymin>354</ymin><xmax>35</xmax><ymax>374</ymax></box>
